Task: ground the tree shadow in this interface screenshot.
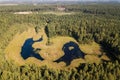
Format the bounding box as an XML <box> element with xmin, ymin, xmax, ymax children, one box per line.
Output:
<box><xmin>54</xmin><ymin>41</ymin><xmax>85</xmax><ymax>66</ymax></box>
<box><xmin>20</xmin><ymin>36</ymin><xmax>44</xmax><ymax>60</ymax></box>
<box><xmin>100</xmin><ymin>42</ymin><xmax>118</xmax><ymax>61</ymax></box>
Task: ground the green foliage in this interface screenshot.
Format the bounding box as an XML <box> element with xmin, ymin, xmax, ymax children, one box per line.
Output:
<box><xmin>0</xmin><ymin>3</ymin><xmax>120</xmax><ymax>80</ymax></box>
<box><xmin>0</xmin><ymin>61</ymin><xmax>119</xmax><ymax>80</ymax></box>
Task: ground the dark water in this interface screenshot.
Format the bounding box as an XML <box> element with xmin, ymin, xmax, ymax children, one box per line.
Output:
<box><xmin>21</xmin><ymin>38</ymin><xmax>84</xmax><ymax>65</ymax></box>
<box><xmin>54</xmin><ymin>41</ymin><xmax>85</xmax><ymax>66</ymax></box>
<box><xmin>20</xmin><ymin>37</ymin><xmax>44</xmax><ymax>60</ymax></box>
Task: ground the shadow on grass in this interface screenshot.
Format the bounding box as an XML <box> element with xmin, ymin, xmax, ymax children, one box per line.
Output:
<box><xmin>21</xmin><ymin>37</ymin><xmax>44</xmax><ymax>61</ymax></box>
<box><xmin>54</xmin><ymin>41</ymin><xmax>85</xmax><ymax>66</ymax></box>
<box><xmin>100</xmin><ymin>42</ymin><xmax>118</xmax><ymax>61</ymax></box>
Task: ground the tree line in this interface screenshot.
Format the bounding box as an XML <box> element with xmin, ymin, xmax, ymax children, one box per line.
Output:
<box><xmin>0</xmin><ymin>60</ymin><xmax>120</xmax><ymax>80</ymax></box>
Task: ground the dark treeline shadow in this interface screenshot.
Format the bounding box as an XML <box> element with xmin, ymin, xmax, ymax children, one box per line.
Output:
<box><xmin>20</xmin><ymin>37</ymin><xmax>44</xmax><ymax>61</ymax></box>
<box><xmin>54</xmin><ymin>41</ymin><xmax>85</xmax><ymax>66</ymax></box>
<box><xmin>100</xmin><ymin>41</ymin><xmax>119</xmax><ymax>62</ymax></box>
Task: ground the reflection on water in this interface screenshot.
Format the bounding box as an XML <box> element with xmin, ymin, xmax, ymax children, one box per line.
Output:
<box><xmin>54</xmin><ymin>41</ymin><xmax>85</xmax><ymax>66</ymax></box>
<box><xmin>20</xmin><ymin>37</ymin><xmax>44</xmax><ymax>60</ymax></box>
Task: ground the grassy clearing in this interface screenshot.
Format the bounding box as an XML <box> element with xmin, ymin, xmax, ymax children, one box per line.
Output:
<box><xmin>5</xmin><ymin>27</ymin><xmax>110</xmax><ymax>68</ymax></box>
<box><xmin>41</xmin><ymin>11</ymin><xmax>75</xmax><ymax>16</ymax></box>
<box><xmin>79</xmin><ymin>42</ymin><xmax>110</xmax><ymax>62</ymax></box>
<box><xmin>80</xmin><ymin>42</ymin><xmax>101</xmax><ymax>55</ymax></box>
<box><xmin>5</xmin><ymin>25</ymin><xmax>36</xmax><ymax>65</ymax></box>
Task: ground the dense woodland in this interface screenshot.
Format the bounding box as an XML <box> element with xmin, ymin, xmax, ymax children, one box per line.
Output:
<box><xmin>0</xmin><ymin>3</ymin><xmax>120</xmax><ymax>80</ymax></box>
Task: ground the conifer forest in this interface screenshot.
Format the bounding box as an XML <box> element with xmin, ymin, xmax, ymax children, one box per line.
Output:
<box><xmin>0</xmin><ymin>1</ymin><xmax>120</xmax><ymax>80</ymax></box>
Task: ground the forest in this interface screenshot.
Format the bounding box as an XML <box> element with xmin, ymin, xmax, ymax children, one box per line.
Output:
<box><xmin>0</xmin><ymin>3</ymin><xmax>120</xmax><ymax>80</ymax></box>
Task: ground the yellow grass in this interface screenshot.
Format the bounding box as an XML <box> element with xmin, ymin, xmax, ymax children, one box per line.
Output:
<box><xmin>100</xmin><ymin>54</ymin><xmax>110</xmax><ymax>61</ymax></box>
<box><xmin>85</xmin><ymin>55</ymin><xmax>101</xmax><ymax>64</ymax></box>
<box><xmin>5</xmin><ymin>26</ymin><xmax>36</xmax><ymax>65</ymax></box>
<box><xmin>33</xmin><ymin>35</ymin><xmax>79</xmax><ymax>61</ymax></box>
<box><xmin>68</xmin><ymin>59</ymin><xmax>85</xmax><ymax>68</ymax></box>
<box><xmin>5</xmin><ymin>27</ymin><xmax>110</xmax><ymax>68</ymax></box>
<box><xmin>79</xmin><ymin>42</ymin><xmax>110</xmax><ymax>63</ymax></box>
<box><xmin>80</xmin><ymin>42</ymin><xmax>101</xmax><ymax>55</ymax></box>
